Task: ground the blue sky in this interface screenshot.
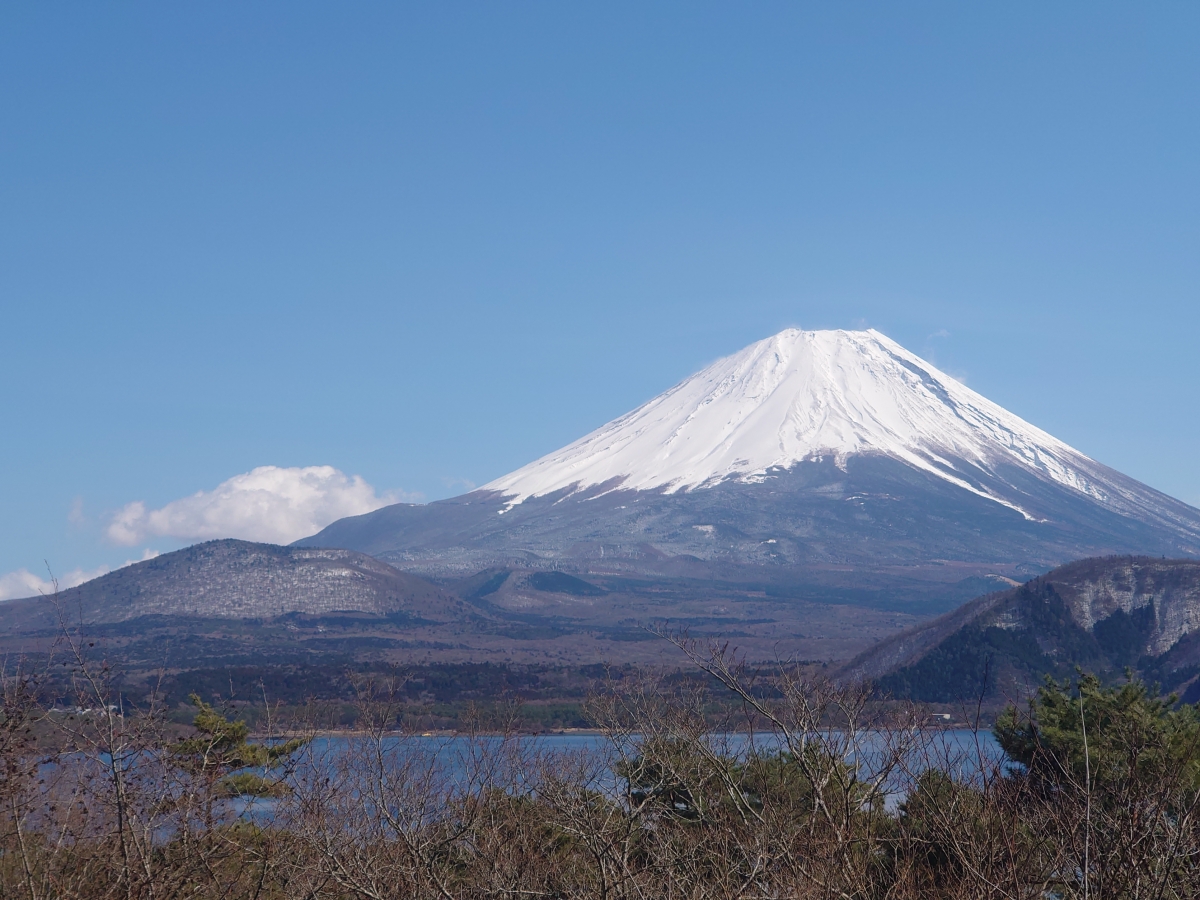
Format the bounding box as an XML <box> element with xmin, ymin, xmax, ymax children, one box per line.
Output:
<box><xmin>2</xmin><ymin>3</ymin><xmax>1199</xmax><ymax>594</ymax></box>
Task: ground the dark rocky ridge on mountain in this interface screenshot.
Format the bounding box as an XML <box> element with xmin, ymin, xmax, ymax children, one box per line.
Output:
<box><xmin>298</xmin><ymin>455</ymin><xmax>1200</xmax><ymax>606</ymax></box>
<box><xmin>0</xmin><ymin>540</ymin><xmax>470</xmax><ymax>631</ymax></box>
<box><xmin>840</xmin><ymin>556</ymin><xmax>1200</xmax><ymax>702</ymax></box>
<box><xmin>0</xmin><ymin>538</ymin><xmax>930</xmax><ymax>669</ymax></box>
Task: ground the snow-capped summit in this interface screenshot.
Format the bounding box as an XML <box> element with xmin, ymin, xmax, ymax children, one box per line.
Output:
<box><xmin>485</xmin><ymin>329</ymin><xmax>1106</xmax><ymax>518</ymax></box>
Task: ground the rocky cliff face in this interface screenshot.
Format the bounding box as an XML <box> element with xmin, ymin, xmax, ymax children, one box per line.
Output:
<box><xmin>841</xmin><ymin>557</ymin><xmax>1200</xmax><ymax>701</ymax></box>
<box><xmin>1050</xmin><ymin>559</ymin><xmax>1200</xmax><ymax>654</ymax></box>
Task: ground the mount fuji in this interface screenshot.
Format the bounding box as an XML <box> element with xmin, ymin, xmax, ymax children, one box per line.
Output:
<box><xmin>484</xmin><ymin>329</ymin><xmax>1188</xmax><ymax>530</ymax></box>
<box><xmin>302</xmin><ymin>329</ymin><xmax>1200</xmax><ymax>620</ymax></box>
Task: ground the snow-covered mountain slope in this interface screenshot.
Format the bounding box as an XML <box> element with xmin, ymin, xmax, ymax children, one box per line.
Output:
<box><xmin>483</xmin><ymin>329</ymin><xmax>1195</xmax><ymax>535</ymax></box>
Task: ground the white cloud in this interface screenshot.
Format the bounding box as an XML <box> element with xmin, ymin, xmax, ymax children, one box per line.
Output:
<box><xmin>106</xmin><ymin>465</ymin><xmax>405</xmax><ymax>547</ymax></box>
<box><xmin>0</xmin><ymin>565</ymin><xmax>108</xmax><ymax>602</ymax></box>
<box><xmin>0</xmin><ymin>550</ymin><xmax>161</xmax><ymax>602</ymax></box>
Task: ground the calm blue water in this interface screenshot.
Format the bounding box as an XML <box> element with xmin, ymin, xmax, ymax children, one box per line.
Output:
<box><xmin>300</xmin><ymin>728</ymin><xmax>1001</xmax><ymax>755</ymax></box>
<box><xmin>237</xmin><ymin>728</ymin><xmax>1006</xmax><ymax>820</ymax></box>
<box><xmin>298</xmin><ymin>728</ymin><xmax>1003</xmax><ymax>766</ymax></box>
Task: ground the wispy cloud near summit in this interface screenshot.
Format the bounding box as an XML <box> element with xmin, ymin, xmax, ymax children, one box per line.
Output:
<box><xmin>107</xmin><ymin>466</ymin><xmax>408</xmax><ymax>547</ymax></box>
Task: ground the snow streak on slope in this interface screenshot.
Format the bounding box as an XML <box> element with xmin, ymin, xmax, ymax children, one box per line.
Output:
<box><xmin>484</xmin><ymin>329</ymin><xmax>1117</xmax><ymax>519</ymax></box>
